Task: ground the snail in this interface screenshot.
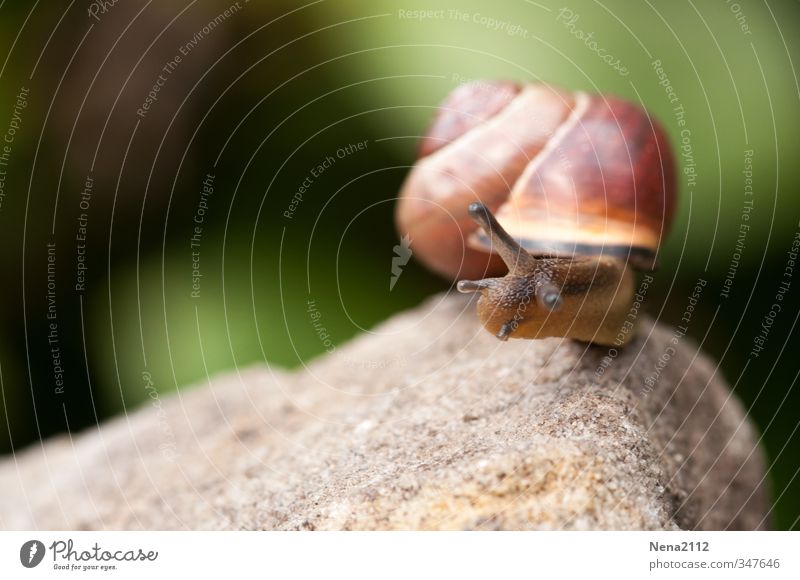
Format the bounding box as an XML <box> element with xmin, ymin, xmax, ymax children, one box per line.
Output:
<box><xmin>396</xmin><ymin>81</ymin><xmax>676</xmax><ymax>346</ymax></box>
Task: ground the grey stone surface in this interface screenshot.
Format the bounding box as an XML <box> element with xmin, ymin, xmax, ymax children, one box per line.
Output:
<box><xmin>0</xmin><ymin>294</ymin><xmax>769</xmax><ymax>530</ymax></box>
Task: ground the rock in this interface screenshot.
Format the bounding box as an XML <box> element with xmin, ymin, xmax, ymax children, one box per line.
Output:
<box><xmin>0</xmin><ymin>294</ymin><xmax>769</xmax><ymax>530</ymax></box>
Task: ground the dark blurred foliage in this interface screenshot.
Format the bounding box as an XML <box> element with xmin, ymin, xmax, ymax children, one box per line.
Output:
<box><xmin>0</xmin><ymin>0</ymin><xmax>798</xmax><ymax>528</ymax></box>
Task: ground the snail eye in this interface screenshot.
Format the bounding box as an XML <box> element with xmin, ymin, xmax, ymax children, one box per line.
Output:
<box><xmin>541</xmin><ymin>292</ymin><xmax>562</xmax><ymax>311</ymax></box>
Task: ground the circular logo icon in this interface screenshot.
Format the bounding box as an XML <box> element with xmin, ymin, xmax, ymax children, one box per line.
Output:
<box><xmin>19</xmin><ymin>540</ymin><xmax>45</xmax><ymax>568</ymax></box>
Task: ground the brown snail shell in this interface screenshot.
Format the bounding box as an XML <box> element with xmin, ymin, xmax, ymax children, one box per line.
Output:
<box><xmin>396</xmin><ymin>81</ymin><xmax>676</xmax><ymax>279</ymax></box>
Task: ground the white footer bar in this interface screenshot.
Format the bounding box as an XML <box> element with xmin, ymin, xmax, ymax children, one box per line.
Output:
<box><xmin>1</xmin><ymin>531</ymin><xmax>798</xmax><ymax>578</ymax></box>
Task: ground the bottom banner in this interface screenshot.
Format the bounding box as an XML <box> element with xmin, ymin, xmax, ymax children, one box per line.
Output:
<box><xmin>1</xmin><ymin>531</ymin><xmax>797</xmax><ymax>578</ymax></box>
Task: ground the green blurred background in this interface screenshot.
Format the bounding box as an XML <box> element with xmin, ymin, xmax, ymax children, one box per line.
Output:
<box><xmin>0</xmin><ymin>0</ymin><xmax>798</xmax><ymax>528</ymax></box>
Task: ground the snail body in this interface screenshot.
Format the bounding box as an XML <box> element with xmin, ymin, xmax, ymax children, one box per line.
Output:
<box><xmin>456</xmin><ymin>203</ymin><xmax>635</xmax><ymax>345</ymax></box>
<box><xmin>396</xmin><ymin>81</ymin><xmax>676</xmax><ymax>346</ymax></box>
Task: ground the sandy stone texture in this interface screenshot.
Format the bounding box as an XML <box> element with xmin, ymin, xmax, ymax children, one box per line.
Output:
<box><xmin>0</xmin><ymin>294</ymin><xmax>769</xmax><ymax>530</ymax></box>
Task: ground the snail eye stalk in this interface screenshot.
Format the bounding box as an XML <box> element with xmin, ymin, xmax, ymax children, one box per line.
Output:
<box><xmin>466</xmin><ymin>203</ymin><xmax>537</xmax><ymax>274</ymax></box>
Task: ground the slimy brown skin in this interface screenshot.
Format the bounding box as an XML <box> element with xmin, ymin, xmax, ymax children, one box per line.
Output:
<box><xmin>457</xmin><ymin>203</ymin><xmax>635</xmax><ymax>346</ymax></box>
